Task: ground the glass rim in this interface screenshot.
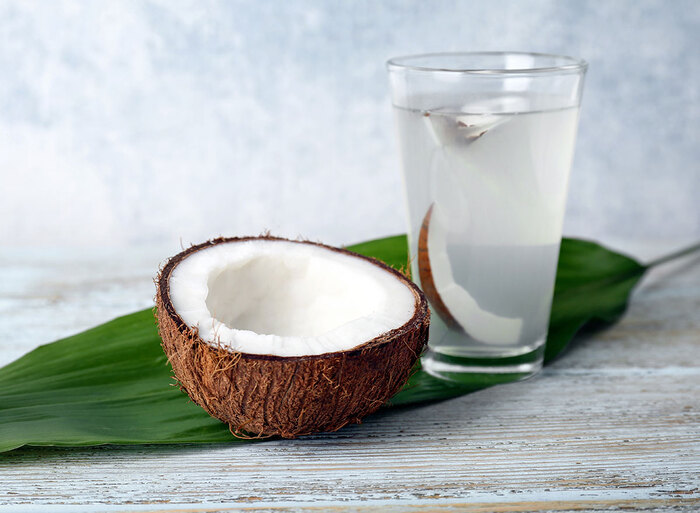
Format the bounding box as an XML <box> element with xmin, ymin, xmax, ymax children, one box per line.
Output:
<box><xmin>386</xmin><ymin>51</ymin><xmax>588</xmax><ymax>75</ymax></box>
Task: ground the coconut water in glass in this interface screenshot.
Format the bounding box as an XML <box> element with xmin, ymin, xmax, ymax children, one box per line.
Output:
<box><xmin>387</xmin><ymin>52</ymin><xmax>587</xmax><ymax>380</ymax></box>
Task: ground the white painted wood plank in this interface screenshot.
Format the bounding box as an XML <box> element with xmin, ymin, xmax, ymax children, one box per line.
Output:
<box><xmin>0</xmin><ymin>246</ymin><xmax>170</xmax><ymax>367</ymax></box>
<box><xmin>0</xmin><ymin>496</ymin><xmax>699</xmax><ymax>513</ymax></box>
<box><xmin>0</xmin><ymin>243</ymin><xmax>699</xmax><ymax>511</ymax></box>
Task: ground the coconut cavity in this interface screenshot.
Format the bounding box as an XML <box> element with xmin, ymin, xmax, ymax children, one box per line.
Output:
<box><xmin>156</xmin><ymin>236</ymin><xmax>429</xmax><ymax>438</ymax></box>
<box><xmin>169</xmin><ymin>238</ymin><xmax>416</xmax><ymax>357</ymax></box>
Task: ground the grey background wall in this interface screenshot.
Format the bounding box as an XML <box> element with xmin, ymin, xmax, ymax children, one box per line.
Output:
<box><xmin>1</xmin><ymin>0</ymin><xmax>698</xmax><ymax>250</ymax></box>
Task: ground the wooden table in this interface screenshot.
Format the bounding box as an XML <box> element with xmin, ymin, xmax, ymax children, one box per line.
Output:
<box><xmin>1</xmin><ymin>243</ymin><xmax>698</xmax><ymax>512</ymax></box>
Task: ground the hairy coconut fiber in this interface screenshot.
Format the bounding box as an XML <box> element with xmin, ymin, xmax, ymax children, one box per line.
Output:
<box><xmin>156</xmin><ymin>236</ymin><xmax>430</xmax><ymax>438</ymax></box>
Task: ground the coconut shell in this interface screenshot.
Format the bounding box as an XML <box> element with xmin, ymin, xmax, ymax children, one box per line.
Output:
<box><xmin>417</xmin><ymin>204</ymin><xmax>460</xmax><ymax>330</ymax></box>
<box><xmin>156</xmin><ymin>236</ymin><xmax>429</xmax><ymax>439</ymax></box>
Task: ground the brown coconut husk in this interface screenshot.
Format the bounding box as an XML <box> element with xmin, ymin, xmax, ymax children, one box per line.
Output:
<box><xmin>155</xmin><ymin>236</ymin><xmax>429</xmax><ymax>439</ymax></box>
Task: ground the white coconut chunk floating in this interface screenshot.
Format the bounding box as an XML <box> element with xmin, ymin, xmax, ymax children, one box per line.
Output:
<box><xmin>418</xmin><ymin>205</ymin><xmax>522</xmax><ymax>345</ymax></box>
<box><xmin>156</xmin><ymin>236</ymin><xmax>429</xmax><ymax>438</ymax></box>
<box><xmin>424</xmin><ymin>108</ymin><xmax>507</xmax><ymax>148</ymax></box>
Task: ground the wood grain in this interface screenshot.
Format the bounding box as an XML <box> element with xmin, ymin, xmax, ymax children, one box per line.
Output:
<box><xmin>0</xmin><ymin>243</ymin><xmax>698</xmax><ymax>512</ymax></box>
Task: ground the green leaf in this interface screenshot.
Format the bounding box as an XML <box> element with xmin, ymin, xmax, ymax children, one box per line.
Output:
<box><xmin>0</xmin><ymin>310</ymin><xmax>238</xmax><ymax>453</ymax></box>
<box><xmin>0</xmin><ymin>236</ymin><xmax>655</xmax><ymax>451</ymax></box>
<box><xmin>544</xmin><ymin>239</ymin><xmax>646</xmax><ymax>362</ymax></box>
<box><xmin>345</xmin><ymin>234</ymin><xmax>411</xmax><ymax>273</ymax></box>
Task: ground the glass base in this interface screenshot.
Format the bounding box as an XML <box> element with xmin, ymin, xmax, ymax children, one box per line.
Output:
<box><xmin>422</xmin><ymin>345</ymin><xmax>544</xmax><ymax>385</ymax></box>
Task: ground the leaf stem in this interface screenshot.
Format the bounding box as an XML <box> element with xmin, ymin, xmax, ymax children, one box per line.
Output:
<box><xmin>647</xmin><ymin>241</ymin><xmax>700</xmax><ymax>268</ymax></box>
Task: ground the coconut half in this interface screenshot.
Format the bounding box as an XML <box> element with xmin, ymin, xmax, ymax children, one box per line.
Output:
<box><xmin>156</xmin><ymin>236</ymin><xmax>429</xmax><ymax>438</ymax></box>
<box><xmin>418</xmin><ymin>205</ymin><xmax>522</xmax><ymax>345</ymax></box>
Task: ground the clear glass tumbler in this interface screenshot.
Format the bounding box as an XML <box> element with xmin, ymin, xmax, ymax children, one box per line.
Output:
<box><xmin>387</xmin><ymin>52</ymin><xmax>587</xmax><ymax>381</ymax></box>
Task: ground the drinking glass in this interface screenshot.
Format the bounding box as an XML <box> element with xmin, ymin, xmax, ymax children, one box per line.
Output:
<box><xmin>387</xmin><ymin>52</ymin><xmax>587</xmax><ymax>381</ymax></box>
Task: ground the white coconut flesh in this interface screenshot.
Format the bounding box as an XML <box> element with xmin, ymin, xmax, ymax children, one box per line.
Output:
<box><xmin>425</xmin><ymin>206</ymin><xmax>523</xmax><ymax>345</ymax></box>
<box><xmin>425</xmin><ymin>109</ymin><xmax>507</xmax><ymax>147</ymax></box>
<box><xmin>168</xmin><ymin>240</ymin><xmax>416</xmax><ymax>357</ymax></box>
